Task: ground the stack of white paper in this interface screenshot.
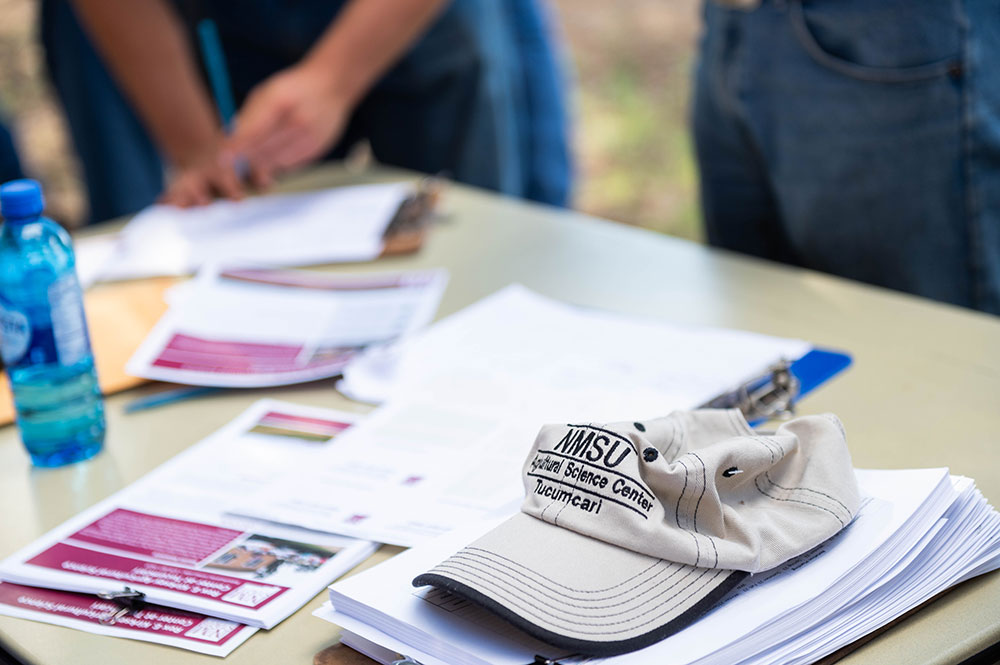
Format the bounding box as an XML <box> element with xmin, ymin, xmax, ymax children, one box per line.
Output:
<box><xmin>317</xmin><ymin>468</ymin><xmax>1000</xmax><ymax>665</ymax></box>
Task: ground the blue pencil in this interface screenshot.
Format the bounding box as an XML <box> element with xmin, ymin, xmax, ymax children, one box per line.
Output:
<box><xmin>124</xmin><ymin>386</ymin><xmax>222</xmax><ymax>414</ymax></box>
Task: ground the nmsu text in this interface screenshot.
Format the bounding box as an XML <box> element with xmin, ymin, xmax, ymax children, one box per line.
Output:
<box><xmin>552</xmin><ymin>426</ymin><xmax>633</xmax><ymax>468</ymax></box>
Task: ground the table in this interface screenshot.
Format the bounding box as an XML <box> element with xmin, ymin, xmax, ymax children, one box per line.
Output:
<box><xmin>1</xmin><ymin>166</ymin><xmax>998</xmax><ymax>665</ymax></box>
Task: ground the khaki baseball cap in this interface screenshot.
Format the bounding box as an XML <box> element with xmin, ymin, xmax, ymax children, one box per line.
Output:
<box><xmin>413</xmin><ymin>409</ymin><xmax>860</xmax><ymax>656</ymax></box>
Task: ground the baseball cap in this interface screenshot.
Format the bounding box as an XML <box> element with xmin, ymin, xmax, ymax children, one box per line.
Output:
<box><xmin>413</xmin><ymin>409</ymin><xmax>860</xmax><ymax>656</ymax></box>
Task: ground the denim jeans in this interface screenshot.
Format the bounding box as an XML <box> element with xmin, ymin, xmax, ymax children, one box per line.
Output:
<box><xmin>39</xmin><ymin>0</ymin><xmax>572</xmax><ymax>224</ymax></box>
<box><xmin>694</xmin><ymin>0</ymin><xmax>1000</xmax><ymax>315</ymax></box>
<box><xmin>501</xmin><ymin>0</ymin><xmax>573</xmax><ymax>207</ymax></box>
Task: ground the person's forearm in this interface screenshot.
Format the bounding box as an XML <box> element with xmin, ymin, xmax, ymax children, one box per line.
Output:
<box><xmin>300</xmin><ymin>0</ymin><xmax>450</xmax><ymax>108</ymax></box>
<box><xmin>69</xmin><ymin>0</ymin><xmax>222</xmax><ymax>167</ymax></box>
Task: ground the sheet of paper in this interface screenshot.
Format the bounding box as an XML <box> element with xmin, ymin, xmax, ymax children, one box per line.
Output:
<box><xmin>338</xmin><ymin>284</ymin><xmax>812</xmax><ymax>408</ymax></box>
<box><xmin>0</xmin><ymin>581</ymin><xmax>257</xmax><ymax>657</ymax></box>
<box><xmin>240</xmin><ymin>285</ymin><xmax>811</xmax><ymax>545</ymax></box>
<box><xmin>232</xmin><ymin>398</ymin><xmax>528</xmax><ymax>546</ymax></box>
<box><xmin>0</xmin><ymin>400</ymin><xmax>378</xmax><ymax>630</ymax></box>
<box><xmin>73</xmin><ymin>234</ymin><xmax>119</xmax><ymax>289</ymax></box>
<box><xmin>97</xmin><ymin>183</ymin><xmax>410</xmax><ymax>282</ymax></box>
<box><xmin>124</xmin><ymin>400</ymin><xmax>374</xmax><ymax>521</ymax></box>
<box><xmin>320</xmin><ymin>468</ymin><xmax>966</xmax><ymax>665</ymax></box>
<box><xmin>126</xmin><ymin>266</ymin><xmax>448</xmax><ymax>387</ymax></box>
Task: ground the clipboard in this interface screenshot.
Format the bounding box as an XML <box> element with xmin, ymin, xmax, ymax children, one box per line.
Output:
<box><xmin>701</xmin><ymin>348</ymin><xmax>852</xmax><ymax>424</ymax></box>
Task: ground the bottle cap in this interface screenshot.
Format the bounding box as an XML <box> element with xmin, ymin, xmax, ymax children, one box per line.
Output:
<box><xmin>0</xmin><ymin>179</ymin><xmax>45</xmax><ymax>223</ymax></box>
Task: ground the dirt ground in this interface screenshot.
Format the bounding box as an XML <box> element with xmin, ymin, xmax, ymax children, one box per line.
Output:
<box><xmin>0</xmin><ymin>0</ymin><xmax>703</xmax><ymax>238</ymax></box>
<box><xmin>553</xmin><ymin>0</ymin><xmax>702</xmax><ymax>239</ymax></box>
<box><xmin>0</xmin><ymin>0</ymin><xmax>85</xmax><ymax>225</ymax></box>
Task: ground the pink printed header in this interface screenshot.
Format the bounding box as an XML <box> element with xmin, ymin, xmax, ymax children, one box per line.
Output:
<box><xmin>0</xmin><ymin>582</ymin><xmax>243</xmax><ymax>645</ymax></box>
<box><xmin>28</xmin><ymin>543</ymin><xmax>289</xmax><ymax>610</ymax></box>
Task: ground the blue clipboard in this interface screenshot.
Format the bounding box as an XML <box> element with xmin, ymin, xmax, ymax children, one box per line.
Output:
<box><xmin>790</xmin><ymin>348</ymin><xmax>852</xmax><ymax>400</ymax></box>
<box><xmin>701</xmin><ymin>347</ymin><xmax>852</xmax><ymax>424</ymax></box>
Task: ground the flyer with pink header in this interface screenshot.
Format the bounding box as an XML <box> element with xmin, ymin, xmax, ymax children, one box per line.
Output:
<box><xmin>0</xmin><ymin>581</ymin><xmax>257</xmax><ymax>656</ymax></box>
<box><xmin>0</xmin><ymin>401</ymin><xmax>378</xmax><ymax>637</ymax></box>
<box><xmin>0</xmin><ymin>488</ymin><xmax>375</xmax><ymax>631</ymax></box>
<box><xmin>126</xmin><ymin>266</ymin><xmax>448</xmax><ymax>388</ymax></box>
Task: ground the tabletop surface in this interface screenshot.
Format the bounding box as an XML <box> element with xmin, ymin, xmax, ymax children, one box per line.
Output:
<box><xmin>1</xmin><ymin>166</ymin><xmax>998</xmax><ymax>665</ymax></box>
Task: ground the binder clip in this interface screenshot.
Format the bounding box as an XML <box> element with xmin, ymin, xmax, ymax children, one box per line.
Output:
<box><xmin>381</xmin><ymin>176</ymin><xmax>444</xmax><ymax>255</ymax></box>
<box><xmin>701</xmin><ymin>358</ymin><xmax>801</xmax><ymax>423</ymax></box>
<box><xmin>97</xmin><ymin>587</ymin><xmax>146</xmax><ymax>625</ymax></box>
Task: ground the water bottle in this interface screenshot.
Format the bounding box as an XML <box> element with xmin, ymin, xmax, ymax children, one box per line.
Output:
<box><xmin>0</xmin><ymin>179</ymin><xmax>105</xmax><ymax>466</ymax></box>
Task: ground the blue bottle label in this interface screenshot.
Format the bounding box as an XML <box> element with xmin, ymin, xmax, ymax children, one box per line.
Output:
<box><xmin>48</xmin><ymin>274</ymin><xmax>89</xmax><ymax>366</ymax></box>
<box><xmin>0</xmin><ymin>302</ymin><xmax>31</xmax><ymax>365</ymax></box>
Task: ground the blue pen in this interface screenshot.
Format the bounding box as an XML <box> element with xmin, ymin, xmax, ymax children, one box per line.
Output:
<box><xmin>196</xmin><ymin>18</ymin><xmax>250</xmax><ymax>178</ymax></box>
<box><xmin>196</xmin><ymin>18</ymin><xmax>237</xmax><ymax>128</ymax></box>
<box><xmin>124</xmin><ymin>386</ymin><xmax>222</xmax><ymax>414</ymax></box>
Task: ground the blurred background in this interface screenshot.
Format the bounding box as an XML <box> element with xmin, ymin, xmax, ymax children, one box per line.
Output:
<box><xmin>0</xmin><ymin>0</ymin><xmax>702</xmax><ymax>239</ymax></box>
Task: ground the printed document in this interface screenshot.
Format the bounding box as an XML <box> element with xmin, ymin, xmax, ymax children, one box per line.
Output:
<box><xmin>239</xmin><ymin>285</ymin><xmax>812</xmax><ymax>545</ymax></box>
<box><xmin>0</xmin><ymin>581</ymin><xmax>257</xmax><ymax>657</ymax></box>
<box><xmin>0</xmin><ymin>400</ymin><xmax>378</xmax><ymax>634</ymax></box>
<box><xmin>338</xmin><ymin>284</ymin><xmax>812</xmax><ymax>407</ymax></box>
<box><xmin>95</xmin><ymin>182</ymin><xmax>410</xmax><ymax>282</ymax></box>
<box><xmin>126</xmin><ymin>266</ymin><xmax>448</xmax><ymax>387</ymax></box>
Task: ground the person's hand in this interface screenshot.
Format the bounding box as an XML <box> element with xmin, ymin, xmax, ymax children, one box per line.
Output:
<box><xmin>160</xmin><ymin>141</ymin><xmax>247</xmax><ymax>207</ymax></box>
<box><xmin>225</xmin><ymin>61</ymin><xmax>353</xmax><ymax>188</ymax></box>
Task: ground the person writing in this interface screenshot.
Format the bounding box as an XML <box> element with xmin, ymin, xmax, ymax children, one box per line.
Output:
<box><xmin>55</xmin><ymin>0</ymin><xmax>570</xmax><ymax>215</ymax></box>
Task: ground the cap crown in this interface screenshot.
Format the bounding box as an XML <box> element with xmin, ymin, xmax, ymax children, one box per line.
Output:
<box><xmin>521</xmin><ymin>410</ymin><xmax>860</xmax><ymax>573</ymax></box>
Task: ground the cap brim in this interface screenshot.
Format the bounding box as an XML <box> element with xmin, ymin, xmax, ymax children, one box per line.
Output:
<box><xmin>412</xmin><ymin>513</ymin><xmax>746</xmax><ymax>657</ymax></box>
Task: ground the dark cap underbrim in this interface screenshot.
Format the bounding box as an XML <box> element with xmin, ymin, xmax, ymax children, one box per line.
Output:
<box><xmin>412</xmin><ymin>513</ymin><xmax>748</xmax><ymax>657</ymax></box>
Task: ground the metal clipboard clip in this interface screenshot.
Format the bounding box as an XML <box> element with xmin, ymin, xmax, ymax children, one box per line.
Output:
<box><xmin>96</xmin><ymin>587</ymin><xmax>146</xmax><ymax>625</ymax></box>
<box><xmin>701</xmin><ymin>358</ymin><xmax>801</xmax><ymax>422</ymax></box>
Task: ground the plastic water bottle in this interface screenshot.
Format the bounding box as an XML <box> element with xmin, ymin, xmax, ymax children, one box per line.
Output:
<box><xmin>0</xmin><ymin>179</ymin><xmax>105</xmax><ymax>466</ymax></box>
